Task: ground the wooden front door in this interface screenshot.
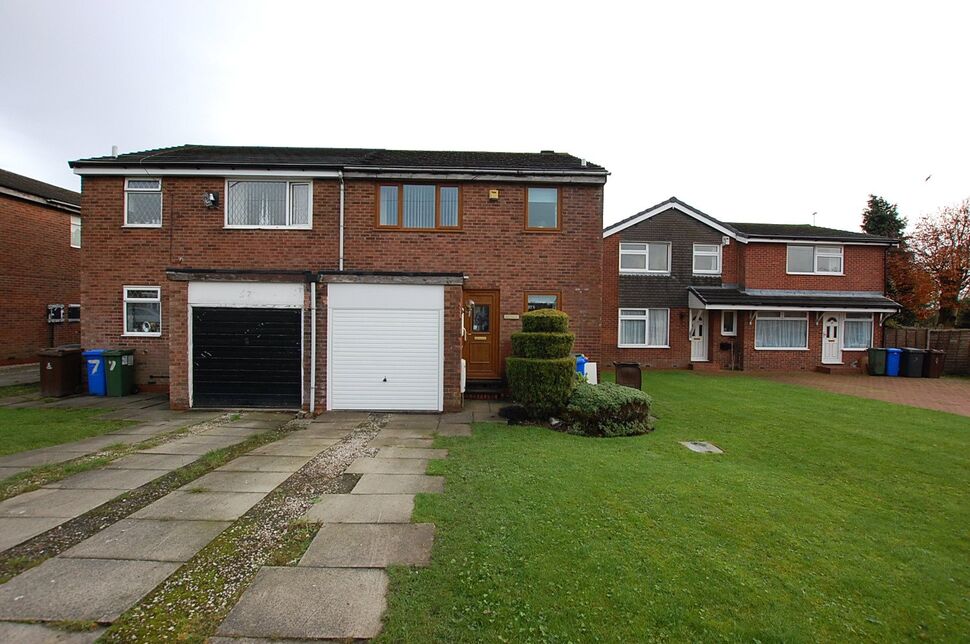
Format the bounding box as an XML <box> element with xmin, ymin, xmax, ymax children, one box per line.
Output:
<box><xmin>463</xmin><ymin>290</ymin><xmax>501</xmax><ymax>380</ymax></box>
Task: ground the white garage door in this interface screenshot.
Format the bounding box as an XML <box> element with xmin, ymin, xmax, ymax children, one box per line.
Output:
<box><xmin>328</xmin><ymin>283</ymin><xmax>444</xmax><ymax>411</ymax></box>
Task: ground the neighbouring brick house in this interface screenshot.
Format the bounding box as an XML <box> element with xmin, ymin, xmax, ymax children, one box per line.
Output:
<box><xmin>602</xmin><ymin>197</ymin><xmax>899</xmax><ymax>372</ymax></box>
<box><xmin>0</xmin><ymin>168</ymin><xmax>82</xmax><ymax>364</ymax></box>
<box><xmin>70</xmin><ymin>145</ymin><xmax>606</xmax><ymax>412</ymax></box>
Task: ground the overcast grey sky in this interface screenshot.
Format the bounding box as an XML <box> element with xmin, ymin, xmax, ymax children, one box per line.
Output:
<box><xmin>1</xmin><ymin>0</ymin><xmax>966</xmax><ymax>230</ymax></box>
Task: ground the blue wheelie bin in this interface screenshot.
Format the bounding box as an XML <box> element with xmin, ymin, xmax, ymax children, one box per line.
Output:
<box><xmin>885</xmin><ymin>348</ymin><xmax>902</xmax><ymax>377</ymax></box>
<box><xmin>82</xmin><ymin>349</ymin><xmax>108</xmax><ymax>396</ymax></box>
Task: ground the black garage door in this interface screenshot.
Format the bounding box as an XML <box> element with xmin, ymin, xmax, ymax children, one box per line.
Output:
<box><xmin>192</xmin><ymin>307</ymin><xmax>301</xmax><ymax>409</ymax></box>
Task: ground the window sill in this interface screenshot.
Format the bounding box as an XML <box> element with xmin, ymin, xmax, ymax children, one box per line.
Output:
<box><xmin>754</xmin><ymin>346</ymin><xmax>809</xmax><ymax>351</ymax></box>
<box><xmin>123</xmin><ymin>224</ymin><xmax>163</xmax><ymax>229</ymax></box>
<box><xmin>721</xmin><ymin>332</ymin><xmax>737</xmax><ymax>337</ymax></box>
<box><xmin>619</xmin><ymin>271</ymin><xmax>671</xmax><ymax>276</ymax></box>
<box><xmin>786</xmin><ymin>271</ymin><xmax>844</xmax><ymax>276</ymax></box>
<box><xmin>524</xmin><ymin>227</ymin><xmax>561</xmax><ymax>233</ymax></box>
<box><xmin>618</xmin><ymin>344</ymin><xmax>670</xmax><ymax>349</ymax></box>
<box><xmin>123</xmin><ymin>332</ymin><xmax>162</xmax><ymax>338</ymax></box>
<box><xmin>223</xmin><ymin>225</ymin><xmax>312</xmax><ymax>231</ymax></box>
<box><xmin>842</xmin><ymin>347</ymin><xmax>868</xmax><ymax>352</ymax></box>
<box><xmin>693</xmin><ymin>272</ymin><xmax>722</xmax><ymax>277</ymax></box>
<box><xmin>376</xmin><ymin>227</ymin><xmax>463</xmax><ymax>233</ymax></box>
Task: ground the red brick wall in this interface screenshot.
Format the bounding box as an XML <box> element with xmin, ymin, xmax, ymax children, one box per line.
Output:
<box><xmin>740</xmin><ymin>242</ymin><xmax>888</xmax><ymax>291</ymax></box>
<box><xmin>342</xmin><ymin>181</ymin><xmax>604</xmax><ymax>368</ymax></box>
<box><xmin>0</xmin><ymin>194</ymin><xmax>80</xmax><ymax>364</ymax></box>
<box><xmin>739</xmin><ymin>312</ymin><xmax>883</xmax><ymax>371</ymax></box>
<box><xmin>81</xmin><ymin>176</ymin><xmax>602</xmax><ymax>408</ymax></box>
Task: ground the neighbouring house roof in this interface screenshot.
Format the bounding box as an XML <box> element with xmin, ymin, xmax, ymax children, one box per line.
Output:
<box><xmin>688</xmin><ymin>286</ymin><xmax>900</xmax><ymax>312</ymax></box>
<box><xmin>0</xmin><ymin>168</ymin><xmax>81</xmax><ymax>212</ymax></box>
<box><xmin>604</xmin><ymin>196</ymin><xmax>897</xmax><ymax>244</ymax></box>
<box><xmin>69</xmin><ymin>145</ymin><xmax>608</xmax><ymax>179</ymax></box>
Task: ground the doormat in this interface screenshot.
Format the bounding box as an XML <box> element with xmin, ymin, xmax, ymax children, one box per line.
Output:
<box><xmin>679</xmin><ymin>441</ymin><xmax>723</xmax><ymax>454</ymax></box>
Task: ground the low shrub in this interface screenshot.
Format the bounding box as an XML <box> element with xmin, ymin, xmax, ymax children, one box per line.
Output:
<box><xmin>565</xmin><ymin>381</ymin><xmax>653</xmax><ymax>437</ymax></box>
<box><xmin>521</xmin><ymin>309</ymin><xmax>570</xmax><ymax>333</ymax></box>
<box><xmin>509</xmin><ymin>332</ymin><xmax>575</xmax><ymax>359</ymax></box>
<box><xmin>506</xmin><ymin>357</ymin><xmax>576</xmax><ymax>418</ymax></box>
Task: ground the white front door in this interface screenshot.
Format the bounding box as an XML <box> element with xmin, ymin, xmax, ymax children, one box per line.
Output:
<box><xmin>821</xmin><ymin>313</ymin><xmax>842</xmax><ymax>364</ymax></box>
<box><xmin>690</xmin><ymin>309</ymin><xmax>708</xmax><ymax>362</ymax></box>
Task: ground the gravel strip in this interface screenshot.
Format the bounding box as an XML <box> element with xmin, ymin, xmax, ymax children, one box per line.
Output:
<box><xmin>102</xmin><ymin>414</ymin><xmax>386</xmax><ymax>642</ymax></box>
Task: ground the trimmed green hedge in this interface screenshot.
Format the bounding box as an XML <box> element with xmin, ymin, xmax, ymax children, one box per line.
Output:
<box><xmin>565</xmin><ymin>381</ymin><xmax>653</xmax><ymax>437</ymax></box>
<box><xmin>521</xmin><ymin>309</ymin><xmax>569</xmax><ymax>333</ymax></box>
<box><xmin>510</xmin><ymin>332</ymin><xmax>575</xmax><ymax>359</ymax></box>
<box><xmin>506</xmin><ymin>357</ymin><xmax>576</xmax><ymax>418</ymax></box>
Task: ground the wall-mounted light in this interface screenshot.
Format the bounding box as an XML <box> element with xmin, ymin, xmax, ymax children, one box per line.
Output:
<box><xmin>488</xmin><ymin>189</ymin><xmax>500</xmax><ymax>201</ymax></box>
<box><xmin>203</xmin><ymin>191</ymin><xmax>219</xmax><ymax>208</ymax></box>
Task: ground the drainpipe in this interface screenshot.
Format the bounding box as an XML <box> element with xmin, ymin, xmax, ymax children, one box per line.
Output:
<box><xmin>309</xmin><ymin>278</ymin><xmax>317</xmax><ymax>414</ymax></box>
<box><xmin>338</xmin><ymin>171</ymin><xmax>345</xmax><ymax>271</ymax></box>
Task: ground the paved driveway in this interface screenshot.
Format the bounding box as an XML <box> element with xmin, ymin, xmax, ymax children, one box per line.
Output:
<box><xmin>757</xmin><ymin>372</ymin><xmax>970</xmax><ymax>417</ymax></box>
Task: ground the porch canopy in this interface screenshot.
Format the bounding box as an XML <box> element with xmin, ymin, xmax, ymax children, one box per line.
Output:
<box><xmin>688</xmin><ymin>287</ymin><xmax>900</xmax><ymax>313</ymax></box>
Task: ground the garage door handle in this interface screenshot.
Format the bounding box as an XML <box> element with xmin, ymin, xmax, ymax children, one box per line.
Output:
<box><xmin>383</xmin><ymin>377</ymin><xmax>387</xmax><ymax>382</ymax></box>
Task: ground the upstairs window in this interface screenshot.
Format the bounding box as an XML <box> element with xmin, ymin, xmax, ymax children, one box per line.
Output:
<box><xmin>124</xmin><ymin>286</ymin><xmax>161</xmax><ymax>336</ymax></box>
<box><xmin>787</xmin><ymin>244</ymin><xmax>843</xmax><ymax>274</ymax></box>
<box><xmin>70</xmin><ymin>215</ymin><xmax>81</xmax><ymax>248</ymax></box>
<box><xmin>377</xmin><ymin>184</ymin><xmax>460</xmax><ymax>229</ymax></box>
<box><xmin>693</xmin><ymin>243</ymin><xmax>721</xmax><ymax>274</ymax></box>
<box><xmin>226</xmin><ymin>180</ymin><xmax>311</xmax><ymax>228</ymax></box>
<box><xmin>619</xmin><ymin>242</ymin><xmax>670</xmax><ymax>274</ymax></box>
<box><xmin>125</xmin><ymin>178</ymin><xmax>162</xmax><ymax>226</ymax></box>
<box><xmin>526</xmin><ymin>187</ymin><xmax>559</xmax><ymax>230</ymax></box>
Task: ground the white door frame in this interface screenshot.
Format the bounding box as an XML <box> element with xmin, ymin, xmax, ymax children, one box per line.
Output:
<box><xmin>821</xmin><ymin>312</ymin><xmax>843</xmax><ymax>364</ymax></box>
<box><xmin>689</xmin><ymin>309</ymin><xmax>709</xmax><ymax>362</ymax></box>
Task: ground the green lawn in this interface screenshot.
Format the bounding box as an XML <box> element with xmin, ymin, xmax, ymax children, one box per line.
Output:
<box><xmin>0</xmin><ymin>408</ymin><xmax>131</xmax><ymax>456</ymax></box>
<box><xmin>379</xmin><ymin>372</ymin><xmax>970</xmax><ymax>642</ymax></box>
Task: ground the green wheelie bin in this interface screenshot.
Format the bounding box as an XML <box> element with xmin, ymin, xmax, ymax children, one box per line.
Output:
<box><xmin>104</xmin><ymin>349</ymin><xmax>136</xmax><ymax>396</ymax></box>
<box><xmin>866</xmin><ymin>347</ymin><xmax>887</xmax><ymax>376</ymax></box>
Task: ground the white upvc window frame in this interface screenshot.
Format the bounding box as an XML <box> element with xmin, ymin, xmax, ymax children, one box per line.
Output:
<box><xmin>70</xmin><ymin>215</ymin><xmax>81</xmax><ymax>248</ymax></box>
<box><xmin>754</xmin><ymin>311</ymin><xmax>809</xmax><ymax>350</ymax></box>
<box><xmin>692</xmin><ymin>243</ymin><xmax>722</xmax><ymax>275</ymax></box>
<box><xmin>720</xmin><ymin>310</ymin><xmax>737</xmax><ymax>336</ymax></box>
<box><xmin>124</xmin><ymin>178</ymin><xmax>163</xmax><ymax>228</ymax></box>
<box><xmin>786</xmin><ymin>244</ymin><xmax>844</xmax><ymax>275</ymax></box>
<box><xmin>224</xmin><ymin>179</ymin><xmax>313</xmax><ymax>230</ymax></box>
<box><xmin>123</xmin><ymin>285</ymin><xmax>162</xmax><ymax>337</ymax></box>
<box><xmin>619</xmin><ymin>241</ymin><xmax>671</xmax><ymax>275</ymax></box>
<box><xmin>618</xmin><ymin>307</ymin><xmax>670</xmax><ymax>348</ymax></box>
<box><xmin>842</xmin><ymin>312</ymin><xmax>874</xmax><ymax>351</ymax></box>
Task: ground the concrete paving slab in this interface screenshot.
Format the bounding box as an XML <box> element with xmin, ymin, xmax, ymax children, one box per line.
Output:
<box><xmin>0</xmin><ymin>487</ymin><xmax>125</xmax><ymax>518</ymax></box>
<box><xmin>106</xmin><ymin>423</ymin><xmax>178</xmax><ymax>436</ymax></box>
<box><xmin>209</xmin><ymin>638</ymin><xmax>310</xmax><ymax>644</ymax></box>
<box><xmin>378</xmin><ymin>447</ymin><xmax>448</xmax><ymax>460</ymax></box>
<box><xmin>346</xmin><ymin>457</ymin><xmax>429</xmax><ymax>474</ymax></box>
<box><xmin>139</xmin><ymin>440</ymin><xmax>233</xmax><ymax>456</ymax></box>
<box><xmin>106</xmin><ymin>452</ymin><xmax>198</xmax><ymax>470</ymax></box>
<box><xmin>300</xmin><ymin>523</ymin><xmax>434</xmax><ymax>568</ymax></box>
<box><xmin>0</xmin><ymin>450</ymin><xmax>80</xmax><ymax>468</ymax></box>
<box><xmin>0</xmin><ymin>557</ymin><xmax>178</xmax><ymax>622</ymax></box>
<box><xmin>0</xmin><ymin>465</ymin><xmax>27</xmax><ymax>479</ymax></box>
<box><xmin>369</xmin><ymin>436</ymin><xmax>435</xmax><ymax>448</ymax></box>
<box><xmin>0</xmin><ymin>362</ymin><xmax>39</xmax><ymax>386</ymax></box>
<box><xmin>219</xmin><ymin>420</ymin><xmax>286</xmax><ymax>430</ymax></box>
<box><xmin>249</xmin><ymin>442</ymin><xmax>333</xmax><ymax>457</ymax></box>
<box><xmin>43</xmin><ymin>468</ymin><xmax>169</xmax><ymax>490</ymax></box>
<box><xmin>131</xmin><ymin>491</ymin><xmax>265</xmax><ymax>521</ymax></box>
<box><xmin>311</xmin><ymin>411</ymin><xmax>369</xmax><ymax>423</ymax></box>
<box><xmin>216</xmin><ymin>567</ymin><xmax>387</xmax><ymax>640</ymax></box>
<box><xmin>437</xmin><ymin>423</ymin><xmax>472</xmax><ymax>437</ymax></box>
<box><xmin>352</xmin><ymin>474</ymin><xmax>444</xmax><ymax>494</ymax></box>
<box><xmin>54</xmin><ymin>434</ymin><xmax>144</xmax><ymax>452</ymax></box>
<box><xmin>299</xmin><ymin>427</ymin><xmax>354</xmax><ymax>438</ymax></box>
<box><xmin>217</xmin><ymin>455</ymin><xmax>313</xmax><ymax>473</ymax></box>
<box><xmin>180</xmin><ymin>470</ymin><xmax>290</xmax><ymax>493</ymax></box>
<box><xmin>304</xmin><ymin>494</ymin><xmax>415</xmax><ymax>523</ymax></box>
<box><xmin>0</xmin><ymin>516</ymin><xmax>66</xmax><ymax>551</ymax></box>
<box><xmin>239</xmin><ymin>412</ymin><xmax>296</xmax><ymax>422</ymax></box>
<box><xmin>378</xmin><ymin>427</ymin><xmax>436</xmax><ymax>439</ymax></box>
<box><xmin>61</xmin><ymin>519</ymin><xmax>230</xmax><ymax>562</ymax></box>
<box><xmin>439</xmin><ymin>411</ymin><xmax>474</xmax><ymax>423</ymax></box>
<box><xmin>0</xmin><ymin>621</ymin><xmax>105</xmax><ymax>644</ymax></box>
<box><xmin>170</xmin><ymin>433</ymin><xmax>249</xmax><ymax>446</ymax></box>
<box><xmin>196</xmin><ymin>426</ymin><xmax>267</xmax><ymax>438</ymax></box>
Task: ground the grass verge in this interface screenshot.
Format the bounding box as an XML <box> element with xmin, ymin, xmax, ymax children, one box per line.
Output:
<box><xmin>0</xmin><ymin>383</ymin><xmax>39</xmax><ymax>399</ymax></box>
<box><xmin>0</xmin><ymin>407</ymin><xmax>132</xmax><ymax>456</ymax></box>
<box><xmin>378</xmin><ymin>371</ymin><xmax>970</xmax><ymax>642</ymax></box>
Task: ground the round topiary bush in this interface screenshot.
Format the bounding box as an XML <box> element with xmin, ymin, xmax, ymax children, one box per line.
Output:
<box><xmin>521</xmin><ymin>309</ymin><xmax>570</xmax><ymax>333</ymax></box>
<box><xmin>564</xmin><ymin>381</ymin><xmax>654</xmax><ymax>437</ymax></box>
<box><xmin>506</xmin><ymin>309</ymin><xmax>576</xmax><ymax>419</ymax></box>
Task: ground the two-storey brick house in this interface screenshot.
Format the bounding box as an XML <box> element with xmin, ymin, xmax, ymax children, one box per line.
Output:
<box><xmin>602</xmin><ymin>197</ymin><xmax>899</xmax><ymax>371</ymax></box>
<box><xmin>0</xmin><ymin>169</ymin><xmax>82</xmax><ymax>364</ymax></box>
<box><xmin>70</xmin><ymin>145</ymin><xmax>606</xmax><ymax>412</ymax></box>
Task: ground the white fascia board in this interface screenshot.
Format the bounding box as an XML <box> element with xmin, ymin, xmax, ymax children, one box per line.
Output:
<box><xmin>693</xmin><ymin>303</ymin><xmax>899</xmax><ymax>312</ymax></box>
<box><xmin>0</xmin><ymin>186</ymin><xmax>80</xmax><ymax>212</ymax></box>
<box><xmin>604</xmin><ymin>202</ymin><xmax>740</xmax><ymax>240</ymax></box>
<box><xmin>73</xmin><ymin>167</ymin><xmax>342</xmax><ymax>178</ymax></box>
<box><xmin>744</xmin><ymin>237</ymin><xmax>894</xmax><ymax>246</ymax></box>
<box><xmin>342</xmin><ymin>170</ymin><xmax>606</xmax><ymax>184</ymax></box>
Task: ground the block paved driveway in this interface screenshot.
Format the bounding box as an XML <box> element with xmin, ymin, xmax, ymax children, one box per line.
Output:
<box><xmin>755</xmin><ymin>372</ymin><xmax>970</xmax><ymax>417</ymax></box>
<box><xmin>0</xmin><ymin>400</ymin><xmax>496</xmax><ymax>642</ymax></box>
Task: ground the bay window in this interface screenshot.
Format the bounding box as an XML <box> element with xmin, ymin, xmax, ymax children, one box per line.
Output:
<box><xmin>618</xmin><ymin>308</ymin><xmax>669</xmax><ymax>348</ymax></box>
<box><xmin>226</xmin><ymin>180</ymin><xmax>312</xmax><ymax>228</ymax></box>
<box><xmin>755</xmin><ymin>311</ymin><xmax>808</xmax><ymax>349</ymax></box>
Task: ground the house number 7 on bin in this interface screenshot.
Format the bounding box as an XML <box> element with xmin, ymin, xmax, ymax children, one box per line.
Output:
<box><xmin>88</xmin><ymin>360</ymin><xmax>99</xmax><ymax>374</ymax></box>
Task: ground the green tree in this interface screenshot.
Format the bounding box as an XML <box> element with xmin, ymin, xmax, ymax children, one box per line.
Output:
<box><xmin>861</xmin><ymin>194</ymin><xmax>907</xmax><ymax>239</ymax></box>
